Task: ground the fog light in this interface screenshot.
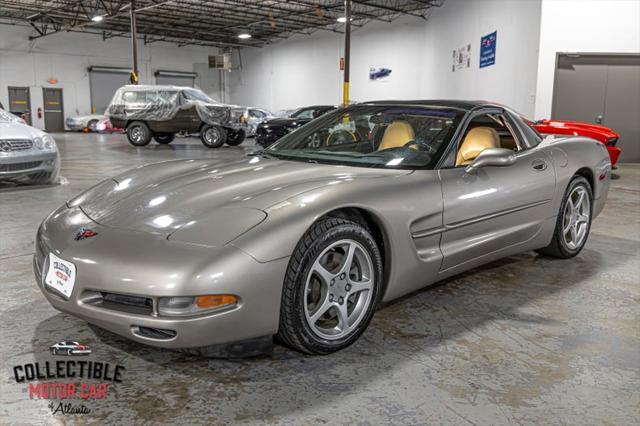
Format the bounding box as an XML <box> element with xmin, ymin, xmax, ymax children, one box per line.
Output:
<box><xmin>158</xmin><ymin>295</ymin><xmax>238</xmax><ymax>316</ymax></box>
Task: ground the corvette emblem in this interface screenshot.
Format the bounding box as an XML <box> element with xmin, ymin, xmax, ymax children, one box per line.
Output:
<box><xmin>74</xmin><ymin>228</ymin><xmax>98</xmax><ymax>240</ymax></box>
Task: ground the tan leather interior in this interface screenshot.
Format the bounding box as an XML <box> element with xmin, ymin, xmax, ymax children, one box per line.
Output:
<box><xmin>378</xmin><ymin>120</ymin><xmax>415</xmax><ymax>150</ymax></box>
<box><xmin>455</xmin><ymin>126</ymin><xmax>500</xmax><ymax>166</ymax></box>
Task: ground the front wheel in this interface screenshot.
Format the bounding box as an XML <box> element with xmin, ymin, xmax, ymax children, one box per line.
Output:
<box><xmin>277</xmin><ymin>218</ymin><xmax>382</xmax><ymax>354</ymax></box>
<box><xmin>200</xmin><ymin>125</ymin><xmax>226</xmax><ymax>148</ymax></box>
<box><xmin>537</xmin><ymin>175</ymin><xmax>592</xmax><ymax>258</ymax></box>
<box><xmin>226</xmin><ymin>129</ymin><xmax>246</xmax><ymax>146</ymax></box>
<box><xmin>126</xmin><ymin>121</ymin><xmax>152</xmax><ymax>146</ymax></box>
<box><xmin>153</xmin><ymin>133</ymin><xmax>175</xmax><ymax>144</ymax></box>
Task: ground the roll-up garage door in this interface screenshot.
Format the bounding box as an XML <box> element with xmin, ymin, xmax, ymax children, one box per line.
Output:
<box><xmin>89</xmin><ymin>66</ymin><xmax>131</xmax><ymax>114</ymax></box>
<box><xmin>155</xmin><ymin>70</ymin><xmax>197</xmax><ymax>87</ymax></box>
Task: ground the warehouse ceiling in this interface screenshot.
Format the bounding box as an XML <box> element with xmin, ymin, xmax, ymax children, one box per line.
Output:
<box><xmin>0</xmin><ymin>0</ymin><xmax>444</xmax><ymax>48</ymax></box>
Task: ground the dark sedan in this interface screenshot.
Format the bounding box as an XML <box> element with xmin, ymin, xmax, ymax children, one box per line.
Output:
<box><xmin>255</xmin><ymin>105</ymin><xmax>336</xmax><ymax>147</ymax></box>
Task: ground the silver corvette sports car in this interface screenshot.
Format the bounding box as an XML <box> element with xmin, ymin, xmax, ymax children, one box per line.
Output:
<box><xmin>34</xmin><ymin>101</ymin><xmax>610</xmax><ymax>355</ymax></box>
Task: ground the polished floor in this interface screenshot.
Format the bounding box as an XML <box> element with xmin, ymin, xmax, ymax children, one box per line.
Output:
<box><xmin>1</xmin><ymin>132</ymin><xmax>638</xmax><ymax>425</ymax></box>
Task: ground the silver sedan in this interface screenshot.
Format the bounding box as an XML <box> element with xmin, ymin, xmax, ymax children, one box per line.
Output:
<box><xmin>34</xmin><ymin>101</ymin><xmax>610</xmax><ymax>355</ymax></box>
<box><xmin>1</xmin><ymin>109</ymin><xmax>59</xmax><ymax>185</ymax></box>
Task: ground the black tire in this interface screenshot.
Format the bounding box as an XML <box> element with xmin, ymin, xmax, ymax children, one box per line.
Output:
<box><xmin>153</xmin><ymin>133</ymin><xmax>175</xmax><ymax>144</ymax></box>
<box><xmin>67</xmin><ymin>349</ymin><xmax>73</xmax><ymax>356</ymax></box>
<box><xmin>277</xmin><ymin>218</ymin><xmax>383</xmax><ymax>355</ymax></box>
<box><xmin>200</xmin><ymin>125</ymin><xmax>227</xmax><ymax>148</ymax></box>
<box><xmin>537</xmin><ymin>175</ymin><xmax>593</xmax><ymax>259</ymax></box>
<box><xmin>51</xmin><ymin>348</ymin><xmax>57</xmax><ymax>355</ymax></box>
<box><xmin>87</xmin><ymin>119</ymin><xmax>98</xmax><ymax>132</ymax></box>
<box><xmin>126</xmin><ymin>121</ymin><xmax>152</xmax><ymax>146</ymax></box>
<box><xmin>225</xmin><ymin>129</ymin><xmax>246</xmax><ymax>146</ymax></box>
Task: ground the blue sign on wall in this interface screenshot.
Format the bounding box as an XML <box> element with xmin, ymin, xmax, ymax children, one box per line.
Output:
<box><xmin>480</xmin><ymin>31</ymin><xmax>497</xmax><ymax>68</ymax></box>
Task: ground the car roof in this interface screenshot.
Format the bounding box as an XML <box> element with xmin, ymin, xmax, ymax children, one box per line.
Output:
<box><xmin>362</xmin><ymin>100</ymin><xmax>504</xmax><ymax>111</ymax></box>
<box><xmin>119</xmin><ymin>84</ymin><xmax>196</xmax><ymax>91</ymax></box>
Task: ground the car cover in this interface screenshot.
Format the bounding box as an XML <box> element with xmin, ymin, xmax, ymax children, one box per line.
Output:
<box><xmin>106</xmin><ymin>85</ymin><xmax>234</xmax><ymax>126</ymax></box>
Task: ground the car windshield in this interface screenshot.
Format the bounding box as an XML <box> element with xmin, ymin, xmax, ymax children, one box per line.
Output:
<box><xmin>291</xmin><ymin>108</ymin><xmax>318</xmax><ymax>119</ymax></box>
<box><xmin>266</xmin><ymin>105</ymin><xmax>464</xmax><ymax>169</ymax></box>
<box><xmin>183</xmin><ymin>89</ymin><xmax>218</xmax><ymax>104</ymax></box>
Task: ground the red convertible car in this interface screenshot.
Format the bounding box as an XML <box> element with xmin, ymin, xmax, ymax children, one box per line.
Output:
<box><xmin>533</xmin><ymin>119</ymin><xmax>621</xmax><ymax>168</ymax></box>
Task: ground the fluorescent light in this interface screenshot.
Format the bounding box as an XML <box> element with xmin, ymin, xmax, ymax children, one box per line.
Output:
<box><xmin>238</xmin><ymin>33</ymin><xmax>252</xmax><ymax>39</ymax></box>
<box><xmin>91</xmin><ymin>15</ymin><xmax>104</xmax><ymax>22</ymax></box>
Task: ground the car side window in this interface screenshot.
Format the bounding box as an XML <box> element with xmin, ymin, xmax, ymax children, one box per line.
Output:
<box><xmin>453</xmin><ymin>112</ymin><xmax>522</xmax><ymax>168</ymax></box>
<box><xmin>250</xmin><ymin>109</ymin><xmax>266</xmax><ymax>119</ymax></box>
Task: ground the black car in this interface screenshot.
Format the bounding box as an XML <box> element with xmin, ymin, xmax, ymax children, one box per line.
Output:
<box><xmin>255</xmin><ymin>105</ymin><xmax>336</xmax><ymax>147</ymax></box>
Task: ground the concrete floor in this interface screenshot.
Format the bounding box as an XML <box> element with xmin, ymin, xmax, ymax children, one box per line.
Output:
<box><xmin>1</xmin><ymin>132</ymin><xmax>638</xmax><ymax>425</ymax></box>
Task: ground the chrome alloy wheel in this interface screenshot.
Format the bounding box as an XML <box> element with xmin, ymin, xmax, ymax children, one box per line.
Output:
<box><xmin>205</xmin><ymin>127</ymin><xmax>221</xmax><ymax>144</ymax></box>
<box><xmin>304</xmin><ymin>239</ymin><xmax>374</xmax><ymax>340</ymax></box>
<box><xmin>130</xmin><ymin>126</ymin><xmax>145</xmax><ymax>143</ymax></box>
<box><xmin>562</xmin><ymin>185</ymin><xmax>590</xmax><ymax>250</ymax></box>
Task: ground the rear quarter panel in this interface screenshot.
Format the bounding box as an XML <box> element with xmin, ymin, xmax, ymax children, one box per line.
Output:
<box><xmin>540</xmin><ymin>136</ymin><xmax>611</xmax><ymax>218</ymax></box>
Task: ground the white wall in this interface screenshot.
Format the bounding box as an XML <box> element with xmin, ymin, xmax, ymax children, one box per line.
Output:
<box><xmin>534</xmin><ymin>0</ymin><xmax>640</xmax><ymax>118</ymax></box>
<box><xmin>0</xmin><ymin>24</ymin><xmax>220</xmax><ymax>129</ymax></box>
<box><xmin>228</xmin><ymin>0</ymin><xmax>542</xmax><ymax>116</ymax></box>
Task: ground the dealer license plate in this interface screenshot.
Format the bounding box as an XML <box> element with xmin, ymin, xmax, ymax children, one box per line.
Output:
<box><xmin>44</xmin><ymin>253</ymin><xmax>76</xmax><ymax>298</ymax></box>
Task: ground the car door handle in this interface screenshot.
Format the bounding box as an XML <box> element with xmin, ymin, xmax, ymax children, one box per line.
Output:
<box><xmin>532</xmin><ymin>160</ymin><xmax>547</xmax><ymax>171</ymax></box>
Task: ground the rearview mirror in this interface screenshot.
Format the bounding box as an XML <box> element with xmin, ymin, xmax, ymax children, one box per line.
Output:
<box><xmin>465</xmin><ymin>148</ymin><xmax>516</xmax><ymax>173</ymax></box>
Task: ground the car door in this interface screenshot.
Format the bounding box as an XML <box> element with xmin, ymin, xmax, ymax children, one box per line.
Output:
<box><xmin>438</xmin><ymin>109</ymin><xmax>556</xmax><ymax>272</ymax></box>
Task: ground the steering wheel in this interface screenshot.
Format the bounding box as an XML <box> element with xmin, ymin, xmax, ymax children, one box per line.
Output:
<box><xmin>326</xmin><ymin>130</ymin><xmax>357</xmax><ymax>146</ymax></box>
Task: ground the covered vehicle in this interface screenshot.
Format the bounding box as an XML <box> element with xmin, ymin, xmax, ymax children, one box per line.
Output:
<box><xmin>107</xmin><ymin>85</ymin><xmax>247</xmax><ymax>148</ymax></box>
<box><xmin>0</xmin><ymin>108</ymin><xmax>59</xmax><ymax>185</ymax></box>
<box><xmin>532</xmin><ymin>119</ymin><xmax>621</xmax><ymax>168</ymax></box>
<box><xmin>235</xmin><ymin>107</ymin><xmax>274</xmax><ymax>137</ymax></box>
<box><xmin>256</xmin><ymin>105</ymin><xmax>337</xmax><ymax>147</ymax></box>
<box><xmin>66</xmin><ymin>114</ymin><xmax>106</xmax><ymax>132</ymax></box>
<box><xmin>35</xmin><ymin>101</ymin><xmax>610</xmax><ymax>356</ymax></box>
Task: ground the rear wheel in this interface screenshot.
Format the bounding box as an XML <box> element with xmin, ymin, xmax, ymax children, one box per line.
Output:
<box><xmin>153</xmin><ymin>133</ymin><xmax>175</xmax><ymax>144</ymax></box>
<box><xmin>537</xmin><ymin>176</ymin><xmax>592</xmax><ymax>258</ymax></box>
<box><xmin>277</xmin><ymin>218</ymin><xmax>382</xmax><ymax>354</ymax></box>
<box><xmin>226</xmin><ymin>129</ymin><xmax>246</xmax><ymax>146</ymax></box>
<box><xmin>87</xmin><ymin>119</ymin><xmax>98</xmax><ymax>132</ymax></box>
<box><xmin>126</xmin><ymin>121</ymin><xmax>152</xmax><ymax>146</ymax></box>
<box><xmin>200</xmin><ymin>125</ymin><xmax>226</xmax><ymax>148</ymax></box>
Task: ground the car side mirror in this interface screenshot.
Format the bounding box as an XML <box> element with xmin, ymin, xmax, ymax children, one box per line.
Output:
<box><xmin>465</xmin><ymin>148</ymin><xmax>516</xmax><ymax>173</ymax></box>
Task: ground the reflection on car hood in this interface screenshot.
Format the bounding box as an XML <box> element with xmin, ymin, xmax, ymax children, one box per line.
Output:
<box><xmin>79</xmin><ymin>157</ymin><xmax>410</xmax><ymax>235</ymax></box>
<box><xmin>0</xmin><ymin>121</ymin><xmax>42</xmax><ymax>139</ymax></box>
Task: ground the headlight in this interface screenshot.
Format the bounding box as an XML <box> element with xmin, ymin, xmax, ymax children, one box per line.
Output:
<box><xmin>34</xmin><ymin>134</ymin><xmax>57</xmax><ymax>151</ymax></box>
<box><xmin>158</xmin><ymin>294</ymin><xmax>238</xmax><ymax>316</ymax></box>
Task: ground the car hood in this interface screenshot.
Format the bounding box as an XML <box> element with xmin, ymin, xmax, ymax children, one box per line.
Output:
<box><xmin>77</xmin><ymin>157</ymin><xmax>410</xmax><ymax>236</ymax></box>
<box><xmin>0</xmin><ymin>121</ymin><xmax>43</xmax><ymax>139</ymax></box>
<box><xmin>261</xmin><ymin>117</ymin><xmax>310</xmax><ymax>127</ymax></box>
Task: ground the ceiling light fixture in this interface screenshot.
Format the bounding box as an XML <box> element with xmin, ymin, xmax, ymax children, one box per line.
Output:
<box><xmin>91</xmin><ymin>15</ymin><xmax>104</xmax><ymax>22</ymax></box>
<box><xmin>237</xmin><ymin>33</ymin><xmax>252</xmax><ymax>39</ymax></box>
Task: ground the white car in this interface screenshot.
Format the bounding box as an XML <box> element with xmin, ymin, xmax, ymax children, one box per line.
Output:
<box><xmin>65</xmin><ymin>114</ymin><xmax>106</xmax><ymax>131</ymax></box>
<box><xmin>0</xmin><ymin>109</ymin><xmax>59</xmax><ymax>185</ymax></box>
<box><xmin>50</xmin><ymin>341</ymin><xmax>92</xmax><ymax>356</ymax></box>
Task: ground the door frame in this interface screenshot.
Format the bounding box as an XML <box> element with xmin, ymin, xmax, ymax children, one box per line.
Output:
<box><xmin>42</xmin><ymin>87</ymin><xmax>65</xmax><ymax>133</ymax></box>
<box><xmin>551</xmin><ymin>52</ymin><xmax>640</xmax><ymax>118</ymax></box>
<box><xmin>8</xmin><ymin>86</ymin><xmax>32</xmax><ymax>125</ymax></box>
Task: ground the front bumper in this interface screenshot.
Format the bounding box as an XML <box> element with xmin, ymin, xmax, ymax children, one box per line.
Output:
<box><xmin>34</xmin><ymin>206</ymin><xmax>289</xmax><ymax>349</ymax></box>
<box><xmin>0</xmin><ymin>150</ymin><xmax>58</xmax><ymax>180</ymax></box>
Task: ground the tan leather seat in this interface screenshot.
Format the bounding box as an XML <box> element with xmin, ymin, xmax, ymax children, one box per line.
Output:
<box><xmin>378</xmin><ymin>120</ymin><xmax>415</xmax><ymax>150</ymax></box>
<box><xmin>455</xmin><ymin>126</ymin><xmax>500</xmax><ymax>166</ymax></box>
